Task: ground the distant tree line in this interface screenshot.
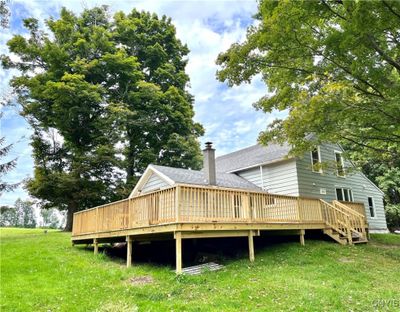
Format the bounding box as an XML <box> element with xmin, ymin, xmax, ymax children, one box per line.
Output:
<box><xmin>0</xmin><ymin>199</ymin><xmax>63</xmax><ymax>229</ymax></box>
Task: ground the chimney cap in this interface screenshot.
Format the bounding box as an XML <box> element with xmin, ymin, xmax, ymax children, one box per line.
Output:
<box><xmin>204</xmin><ymin>142</ymin><xmax>213</xmax><ymax>150</ymax></box>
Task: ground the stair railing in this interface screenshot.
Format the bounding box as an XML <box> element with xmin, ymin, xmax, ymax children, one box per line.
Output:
<box><xmin>332</xmin><ymin>200</ymin><xmax>367</xmax><ymax>241</ymax></box>
<box><xmin>320</xmin><ymin>199</ymin><xmax>353</xmax><ymax>244</ymax></box>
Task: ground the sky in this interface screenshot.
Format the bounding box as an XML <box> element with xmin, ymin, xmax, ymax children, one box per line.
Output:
<box><xmin>0</xmin><ymin>0</ymin><xmax>285</xmax><ymax>206</ymax></box>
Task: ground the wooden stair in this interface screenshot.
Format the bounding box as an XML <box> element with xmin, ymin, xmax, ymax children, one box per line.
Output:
<box><xmin>351</xmin><ymin>232</ymin><xmax>368</xmax><ymax>244</ymax></box>
<box><xmin>323</xmin><ymin>228</ymin><xmax>347</xmax><ymax>245</ymax></box>
<box><xmin>324</xmin><ymin>228</ymin><xmax>368</xmax><ymax>245</ymax></box>
<box><xmin>321</xmin><ymin>200</ymin><xmax>368</xmax><ymax>245</ymax></box>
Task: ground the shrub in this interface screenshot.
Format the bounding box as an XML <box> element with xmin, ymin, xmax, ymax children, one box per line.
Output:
<box><xmin>385</xmin><ymin>204</ymin><xmax>400</xmax><ymax>231</ymax></box>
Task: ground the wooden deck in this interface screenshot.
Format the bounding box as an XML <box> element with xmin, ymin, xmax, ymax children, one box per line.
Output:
<box><xmin>71</xmin><ymin>184</ymin><xmax>368</xmax><ymax>273</ymax></box>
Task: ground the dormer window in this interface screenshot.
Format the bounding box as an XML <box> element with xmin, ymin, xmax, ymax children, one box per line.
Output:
<box><xmin>311</xmin><ymin>147</ymin><xmax>322</xmax><ymax>173</ymax></box>
<box><xmin>334</xmin><ymin>151</ymin><xmax>345</xmax><ymax>177</ymax></box>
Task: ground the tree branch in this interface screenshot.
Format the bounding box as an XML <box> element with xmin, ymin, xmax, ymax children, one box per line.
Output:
<box><xmin>353</xmin><ymin>85</ymin><xmax>383</xmax><ymax>99</ymax></box>
<box><xmin>339</xmin><ymin>135</ymin><xmax>389</xmax><ymax>153</ymax></box>
<box><xmin>382</xmin><ymin>0</ymin><xmax>400</xmax><ymax>20</ymax></box>
<box><xmin>367</xmin><ymin>34</ymin><xmax>400</xmax><ymax>73</ymax></box>
<box><xmin>321</xmin><ymin>0</ymin><xmax>347</xmax><ymax>20</ymax></box>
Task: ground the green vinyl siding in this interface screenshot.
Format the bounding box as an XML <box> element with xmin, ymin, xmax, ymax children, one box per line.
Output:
<box><xmin>296</xmin><ymin>143</ymin><xmax>388</xmax><ymax>232</ymax></box>
<box><xmin>237</xmin><ymin>159</ymin><xmax>299</xmax><ymax>196</ymax></box>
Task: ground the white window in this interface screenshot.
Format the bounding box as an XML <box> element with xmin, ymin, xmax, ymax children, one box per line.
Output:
<box><xmin>311</xmin><ymin>147</ymin><xmax>322</xmax><ymax>173</ymax></box>
<box><xmin>368</xmin><ymin>197</ymin><xmax>376</xmax><ymax>218</ymax></box>
<box><xmin>335</xmin><ymin>188</ymin><xmax>353</xmax><ymax>202</ymax></box>
<box><xmin>334</xmin><ymin>151</ymin><xmax>345</xmax><ymax>177</ymax></box>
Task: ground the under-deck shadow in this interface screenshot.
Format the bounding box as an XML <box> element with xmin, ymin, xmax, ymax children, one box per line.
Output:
<box><xmin>79</xmin><ymin>229</ymin><xmax>327</xmax><ymax>268</ymax></box>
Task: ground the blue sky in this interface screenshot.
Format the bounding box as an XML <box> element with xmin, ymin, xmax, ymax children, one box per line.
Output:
<box><xmin>0</xmin><ymin>0</ymin><xmax>284</xmax><ymax>205</ymax></box>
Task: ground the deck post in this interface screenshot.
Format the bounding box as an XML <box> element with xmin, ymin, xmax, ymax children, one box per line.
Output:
<box><xmin>248</xmin><ymin>230</ymin><xmax>255</xmax><ymax>262</ymax></box>
<box><xmin>126</xmin><ymin>236</ymin><xmax>133</xmax><ymax>268</ymax></box>
<box><xmin>175</xmin><ymin>231</ymin><xmax>182</xmax><ymax>274</ymax></box>
<box><xmin>300</xmin><ymin>229</ymin><xmax>305</xmax><ymax>246</ymax></box>
<box><xmin>93</xmin><ymin>238</ymin><xmax>98</xmax><ymax>255</ymax></box>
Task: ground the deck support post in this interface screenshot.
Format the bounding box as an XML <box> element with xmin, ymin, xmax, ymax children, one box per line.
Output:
<box><xmin>300</xmin><ymin>229</ymin><xmax>305</xmax><ymax>246</ymax></box>
<box><xmin>248</xmin><ymin>230</ymin><xmax>255</xmax><ymax>262</ymax></box>
<box><xmin>93</xmin><ymin>238</ymin><xmax>98</xmax><ymax>255</ymax></box>
<box><xmin>175</xmin><ymin>231</ymin><xmax>182</xmax><ymax>274</ymax></box>
<box><xmin>126</xmin><ymin>236</ymin><xmax>133</xmax><ymax>268</ymax></box>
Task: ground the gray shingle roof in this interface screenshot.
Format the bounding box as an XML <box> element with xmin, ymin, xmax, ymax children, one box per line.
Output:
<box><xmin>151</xmin><ymin>165</ymin><xmax>260</xmax><ymax>191</ymax></box>
<box><xmin>216</xmin><ymin>143</ymin><xmax>291</xmax><ymax>173</ymax></box>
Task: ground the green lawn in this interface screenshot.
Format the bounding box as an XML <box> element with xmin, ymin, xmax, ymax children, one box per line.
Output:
<box><xmin>1</xmin><ymin>228</ymin><xmax>399</xmax><ymax>312</ymax></box>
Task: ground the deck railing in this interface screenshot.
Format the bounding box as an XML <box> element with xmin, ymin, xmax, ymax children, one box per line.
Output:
<box><xmin>338</xmin><ymin>201</ymin><xmax>366</xmax><ymax>217</ymax></box>
<box><xmin>333</xmin><ymin>200</ymin><xmax>367</xmax><ymax>239</ymax></box>
<box><xmin>72</xmin><ymin>184</ymin><xmax>365</xmax><ymax>237</ymax></box>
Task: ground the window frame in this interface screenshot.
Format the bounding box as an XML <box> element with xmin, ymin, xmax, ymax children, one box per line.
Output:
<box><xmin>334</xmin><ymin>150</ymin><xmax>346</xmax><ymax>177</ymax></box>
<box><xmin>367</xmin><ymin>196</ymin><xmax>376</xmax><ymax>218</ymax></box>
<box><xmin>335</xmin><ymin>187</ymin><xmax>354</xmax><ymax>202</ymax></box>
<box><xmin>336</xmin><ymin>188</ymin><xmax>344</xmax><ymax>201</ymax></box>
<box><xmin>310</xmin><ymin>146</ymin><xmax>323</xmax><ymax>173</ymax></box>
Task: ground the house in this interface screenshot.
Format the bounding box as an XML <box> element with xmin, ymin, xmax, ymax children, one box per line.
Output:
<box><xmin>129</xmin><ymin>141</ymin><xmax>387</xmax><ymax>233</ymax></box>
<box><xmin>215</xmin><ymin>142</ymin><xmax>388</xmax><ymax>233</ymax></box>
<box><xmin>71</xmin><ymin>141</ymin><xmax>383</xmax><ymax>273</ymax></box>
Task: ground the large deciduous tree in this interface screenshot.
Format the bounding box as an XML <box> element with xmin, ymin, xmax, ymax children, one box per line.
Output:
<box><xmin>217</xmin><ymin>0</ymin><xmax>400</xmax><ymax>209</ymax></box>
<box><xmin>2</xmin><ymin>7</ymin><xmax>203</xmax><ymax>230</ymax></box>
<box><xmin>114</xmin><ymin>10</ymin><xmax>204</xmax><ymax>185</ymax></box>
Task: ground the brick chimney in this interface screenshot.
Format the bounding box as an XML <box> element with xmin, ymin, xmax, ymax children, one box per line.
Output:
<box><xmin>203</xmin><ymin>142</ymin><xmax>216</xmax><ymax>185</ymax></box>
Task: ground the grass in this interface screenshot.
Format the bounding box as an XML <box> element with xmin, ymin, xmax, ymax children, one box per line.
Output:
<box><xmin>1</xmin><ymin>228</ymin><xmax>400</xmax><ymax>312</ymax></box>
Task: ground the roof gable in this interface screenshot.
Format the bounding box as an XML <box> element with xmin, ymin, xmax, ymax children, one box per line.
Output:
<box><xmin>216</xmin><ymin>143</ymin><xmax>291</xmax><ymax>173</ymax></box>
<box><xmin>129</xmin><ymin>165</ymin><xmax>174</xmax><ymax>198</ymax></box>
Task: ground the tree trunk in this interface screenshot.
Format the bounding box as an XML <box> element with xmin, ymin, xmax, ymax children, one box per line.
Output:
<box><xmin>64</xmin><ymin>202</ymin><xmax>77</xmax><ymax>232</ymax></box>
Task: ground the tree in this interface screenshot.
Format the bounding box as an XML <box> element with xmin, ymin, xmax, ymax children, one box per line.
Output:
<box><xmin>13</xmin><ymin>199</ymin><xmax>37</xmax><ymax>228</ymax></box>
<box><xmin>0</xmin><ymin>205</ymin><xmax>17</xmax><ymax>226</ymax></box>
<box><xmin>40</xmin><ymin>208</ymin><xmax>61</xmax><ymax>228</ymax></box>
<box><xmin>0</xmin><ymin>0</ymin><xmax>10</xmax><ymax>28</ymax></box>
<box><xmin>217</xmin><ymin>0</ymin><xmax>399</xmax><ymax>157</ymax></box>
<box><xmin>0</xmin><ymin>114</ymin><xmax>19</xmax><ymax>194</ymax></box>
<box><xmin>113</xmin><ymin>10</ymin><xmax>204</xmax><ymax>186</ymax></box>
<box><xmin>2</xmin><ymin>7</ymin><xmax>203</xmax><ymax>230</ymax></box>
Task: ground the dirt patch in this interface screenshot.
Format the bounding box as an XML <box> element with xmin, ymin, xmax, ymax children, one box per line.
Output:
<box><xmin>128</xmin><ymin>276</ymin><xmax>154</xmax><ymax>286</ymax></box>
<box><xmin>338</xmin><ymin>257</ymin><xmax>354</xmax><ymax>263</ymax></box>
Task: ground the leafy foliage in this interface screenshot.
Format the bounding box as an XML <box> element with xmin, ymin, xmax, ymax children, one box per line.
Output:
<box><xmin>217</xmin><ymin>0</ymin><xmax>399</xmax><ymax>156</ymax></box>
<box><xmin>0</xmin><ymin>0</ymin><xmax>10</xmax><ymax>28</ymax></box>
<box><xmin>2</xmin><ymin>7</ymin><xmax>203</xmax><ymax>230</ymax></box>
<box><xmin>0</xmin><ymin>113</ymin><xmax>18</xmax><ymax>194</ymax></box>
<box><xmin>40</xmin><ymin>208</ymin><xmax>62</xmax><ymax>229</ymax></box>
<box><xmin>113</xmin><ymin>10</ymin><xmax>204</xmax><ymax>183</ymax></box>
<box><xmin>385</xmin><ymin>204</ymin><xmax>400</xmax><ymax>230</ymax></box>
<box><xmin>0</xmin><ymin>206</ymin><xmax>18</xmax><ymax>226</ymax></box>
